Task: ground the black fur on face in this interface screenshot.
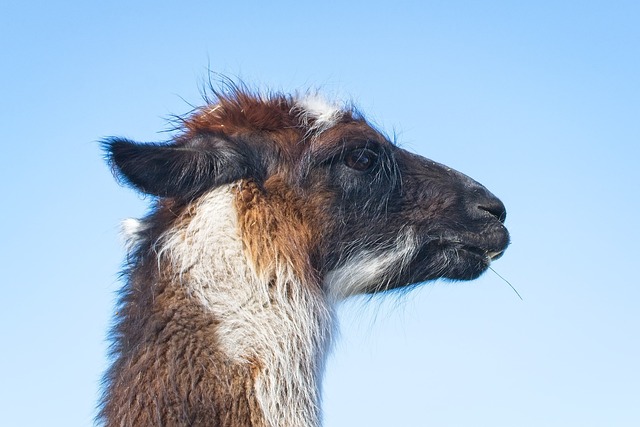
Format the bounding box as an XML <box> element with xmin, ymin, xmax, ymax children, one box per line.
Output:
<box><xmin>391</xmin><ymin>150</ymin><xmax>509</xmax><ymax>284</ymax></box>
<box><xmin>294</xmin><ymin>125</ymin><xmax>510</xmax><ymax>291</ymax></box>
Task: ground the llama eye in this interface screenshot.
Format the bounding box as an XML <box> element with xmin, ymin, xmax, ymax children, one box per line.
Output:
<box><xmin>344</xmin><ymin>148</ymin><xmax>378</xmax><ymax>171</ymax></box>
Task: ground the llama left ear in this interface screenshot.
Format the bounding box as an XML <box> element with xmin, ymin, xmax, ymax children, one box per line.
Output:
<box><xmin>104</xmin><ymin>136</ymin><xmax>256</xmax><ymax>199</ymax></box>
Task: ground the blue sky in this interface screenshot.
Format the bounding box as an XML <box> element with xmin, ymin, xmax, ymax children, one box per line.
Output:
<box><xmin>1</xmin><ymin>1</ymin><xmax>638</xmax><ymax>426</ymax></box>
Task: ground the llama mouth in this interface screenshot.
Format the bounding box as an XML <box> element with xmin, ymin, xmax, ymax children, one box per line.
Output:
<box><xmin>486</xmin><ymin>249</ymin><xmax>505</xmax><ymax>260</ymax></box>
<box><xmin>415</xmin><ymin>242</ymin><xmax>497</xmax><ymax>282</ymax></box>
<box><xmin>441</xmin><ymin>227</ymin><xmax>509</xmax><ymax>264</ymax></box>
<box><xmin>458</xmin><ymin>245</ymin><xmax>492</xmax><ymax>261</ymax></box>
<box><xmin>459</xmin><ymin>245</ymin><xmax>505</xmax><ymax>261</ymax></box>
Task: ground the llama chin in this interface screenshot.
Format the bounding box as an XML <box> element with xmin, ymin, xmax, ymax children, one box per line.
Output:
<box><xmin>100</xmin><ymin>83</ymin><xmax>509</xmax><ymax>426</ymax></box>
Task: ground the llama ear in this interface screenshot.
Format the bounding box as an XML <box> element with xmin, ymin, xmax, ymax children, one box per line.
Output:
<box><xmin>104</xmin><ymin>136</ymin><xmax>256</xmax><ymax>199</ymax></box>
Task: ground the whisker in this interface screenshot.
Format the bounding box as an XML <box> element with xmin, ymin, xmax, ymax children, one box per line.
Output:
<box><xmin>489</xmin><ymin>266</ymin><xmax>523</xmax><ymax>301</ymax></box>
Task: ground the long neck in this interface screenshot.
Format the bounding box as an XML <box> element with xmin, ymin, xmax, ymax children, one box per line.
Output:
<box><xmin>103</xmin><ymin>185</ymin><xmax>334</xmax><ymax>427</ymax></box>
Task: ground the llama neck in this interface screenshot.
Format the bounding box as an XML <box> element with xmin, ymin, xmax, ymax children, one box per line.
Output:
<box><xmin>157</xmin><ymin>185</ymin><xmax>335</xmax><ymax>427</ymax></box>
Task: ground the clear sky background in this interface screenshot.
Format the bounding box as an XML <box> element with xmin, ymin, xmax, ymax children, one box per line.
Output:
<box><xmin>1</xmin><ymin>1</ymin><xmax>638</xmax><ymax>426</ymax></box>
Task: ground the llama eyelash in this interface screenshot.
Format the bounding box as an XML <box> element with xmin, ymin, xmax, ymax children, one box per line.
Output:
<box><xmin>100</xmin><ymin>82</ymin><xmax>510</xmax><ymax>427</ymax></box>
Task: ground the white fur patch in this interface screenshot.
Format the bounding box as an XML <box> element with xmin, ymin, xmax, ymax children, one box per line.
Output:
<box><xmin>324</xmin><ymin>230</ymin><xmax>418</xmax><ymax>300</ymax></box>
<box><xmin>120</xmin><ymin>218</ymin><xmax>145</xmax><ymax>252</ymax></box>
<box><xmin>294</xmin><ymin>94</ymin><xmax>344</xmax><ymax>134</ymax></box>
<box><xmin>157</xmin><ymin>184</ymin><xmax>334</xmax><ymax>427</ymax></box>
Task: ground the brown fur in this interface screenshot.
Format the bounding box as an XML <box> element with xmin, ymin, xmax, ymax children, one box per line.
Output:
<box><xmin>236</xmin><ymin>178</ymin><xmax>319</xmax><ymax>284</ymax></box>
<box><xmin>186</xmin><ymin>92</ymin><xmax>304</xmax><ymax>147</ymax></box>
<box><xmin>102</xmin><ymin>247</ymin><xmax>269</xmax><ymax>426</ymax></box>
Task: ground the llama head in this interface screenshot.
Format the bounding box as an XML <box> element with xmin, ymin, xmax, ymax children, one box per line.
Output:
<box><xmin>106</xmin><ymin>86</ymin><xmax>509</xmax><ymax>299</ymax></box>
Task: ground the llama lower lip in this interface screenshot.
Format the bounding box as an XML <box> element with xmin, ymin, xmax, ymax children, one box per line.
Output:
<box><xmin>459</xmin><ymin>246</ymin><xmax>503</xmax><ymax>263</ymax></box>
<box><xmin>459</xmin><ymin>245</ymin><xmax>488</xmax><ymax>258</ymax></box>
<box><xmin>455</xmin><ymin>240</ymin><xmax>506</xmax><ymax>262</ymax></box>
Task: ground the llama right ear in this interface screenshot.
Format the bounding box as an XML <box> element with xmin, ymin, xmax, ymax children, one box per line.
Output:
<box><xmin>104</xmin><ymin>136</ymin><xmax>257</xmax><ymax>199</ymax></box>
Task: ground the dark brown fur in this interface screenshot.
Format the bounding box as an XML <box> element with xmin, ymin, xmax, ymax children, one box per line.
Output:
<box><xmin>101</xmin><ymin>243</ymin><xmax>269</xmax><ymax>426</ymax></box>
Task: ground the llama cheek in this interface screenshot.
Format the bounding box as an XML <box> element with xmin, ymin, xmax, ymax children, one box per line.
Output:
<box><xmin>235</xmin><ymin>179</ymin><xmax>319</xmax><ymax>285</ymax></box>
<box><xmin>323</xmin><ymin>230</ymin><xmax>418</xmax><ymax>299</ymax></box>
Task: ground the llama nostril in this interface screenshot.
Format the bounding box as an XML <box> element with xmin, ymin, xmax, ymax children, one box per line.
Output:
<box><xmin>478</xmin><ymin>200</ymin><xmax>507</xmax><ymax>223</ymax></box>
<box><xmin>464</xmin><ymin>183</ymin><xmax>507</xmax><ymax>223</ymax></box>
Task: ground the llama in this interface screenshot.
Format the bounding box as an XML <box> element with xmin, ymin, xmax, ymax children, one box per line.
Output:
<box><xmin>100</xmin><ymin>84</ymin><xmax>509</xmax><ymax>426</ymax></box>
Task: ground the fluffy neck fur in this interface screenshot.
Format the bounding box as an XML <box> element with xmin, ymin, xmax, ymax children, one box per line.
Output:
<box><xmin>102</xmin><ymin>184</ymin><xmax>334</xmax><ymax>427</ymax></box>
